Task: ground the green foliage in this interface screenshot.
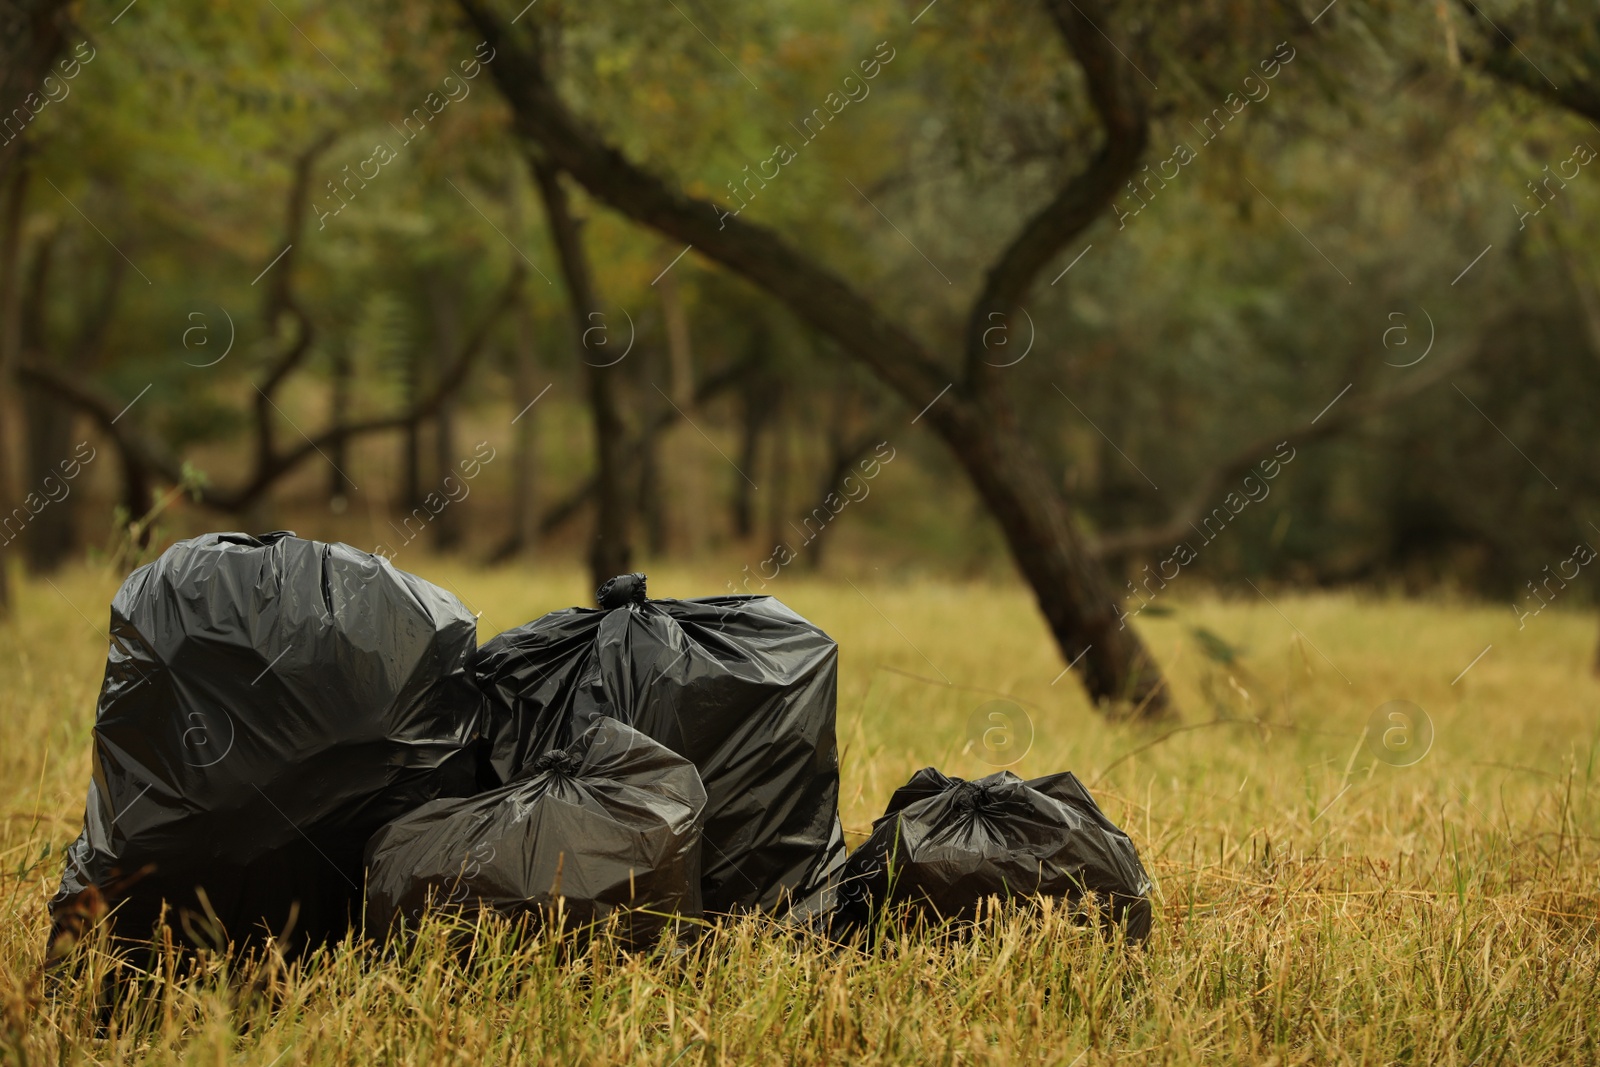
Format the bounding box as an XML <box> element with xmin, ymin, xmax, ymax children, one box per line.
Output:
<box><xmin>9</xmin><ymin>0</ymin><xmax>1600</xmax><ymax>596</ymax></box>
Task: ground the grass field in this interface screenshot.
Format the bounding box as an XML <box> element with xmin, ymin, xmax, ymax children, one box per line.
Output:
<box><xmin>3</xmin><ymin>559</ymin><xmax>1598</xmax><ymax>1065</ymax></box>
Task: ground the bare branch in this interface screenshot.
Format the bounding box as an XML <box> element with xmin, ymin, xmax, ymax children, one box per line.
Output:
<box><xmin>14</xmin><ymin>361</ymin><xmax>185</xmax><ymax>488</ymax></box>
<box><xmin>535</xmin><ymin>353</ymin><xmax>759</xmax><ymax>537</ymax></box>
<box><xmin>22</xmin><ymin>264</ymin><xmax>524</xmax><ymax>512</ymax></box>
<box><xmin>235</xmin><ymin>262</ymin><xmax>527</xmax><ymax>508</ymax></box>
<box><xmin>253</xmin><ymin>131</ymin><xmax>339</xmax><ymax>470</ymax></box>
<box><xmin>1092</xmin><ymin>344</ymin><xmax>1479</xmax><ymax>559</ymax></box>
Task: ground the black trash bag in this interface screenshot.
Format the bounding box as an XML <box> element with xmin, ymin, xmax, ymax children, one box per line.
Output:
<box><xmin>472</xmin><ymin>573</ymin><xmax>845</xmax><ymax>916</ymax></box>
<box><xmin>49</xmin><ymin>532</ymin><xmax>483</xmax><ymax>951</ymax></box>
<box><xmin>831</xmin><ymin>768</ymin><xmax>1153</xmax><ymax>942</ymax></box>
<box><xmin>364</xmin><ymin>717</ymin><xmax>706</xmax><ymax>948</ymax></box>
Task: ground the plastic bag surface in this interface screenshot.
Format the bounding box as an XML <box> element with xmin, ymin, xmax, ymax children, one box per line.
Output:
<box><xmin>49</xmin><ymin>532</ymin><xmax>483</xmax><ymax>948</ymax></box>
<box><xmin>364</xmin><ymin>717</ymin><xmax>706</xmax><ymax>947</ymax></box>
<box><xmin>472</xmin><ymin>573</ymin><xmax>845</xmax><ymax>915</ymax></box>
<box><xmin>832</xmin><ymin>768</ymin><xmax>1152</xmax><ymax>942</ymax></box>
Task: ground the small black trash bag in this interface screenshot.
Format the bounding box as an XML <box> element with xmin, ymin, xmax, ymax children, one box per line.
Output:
<box><xmin>472</xmin><ymin>573</ymin><xmax>845</xmax><ymax>916</ymax></box>
<box><xmin>364</xmin><ymin>717</ymin><xmax>706</xmax><ymax>948</ymax></box>
<box><xmin>831</xmin><ymin>768</ymin><xmax>1152</xmax><ymax>942</ymax></box>
<box><xmin>49</xmin><ymin>532</ymin><xmax>483</xmax><ymax>950</ymax></box>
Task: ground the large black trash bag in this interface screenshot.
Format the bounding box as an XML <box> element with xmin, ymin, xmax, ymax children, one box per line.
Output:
<box><xmin>831</xmin><ymin>768</ymin><xmax>1152</xmax><ymax>942</ymax></box>
<box><xmin>364</xmin><ymin>717</ymin><xmax>706</xmax><ymax>948</ymax></box>
<box><xmin>49</xmin><ymin>532</ymin><xmax>483</xmax><ymax>950</ymax></box>
<box><xmin>472</xmin><ymin>572</ymin><xmax>846</xmax><ymax>915</ymax></box>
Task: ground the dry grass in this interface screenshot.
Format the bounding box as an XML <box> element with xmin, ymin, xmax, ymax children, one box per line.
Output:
<box><xmin>2</xmin><ymin>559</ymin><xmax>1598</xmax><ymax>1065</ymax></box>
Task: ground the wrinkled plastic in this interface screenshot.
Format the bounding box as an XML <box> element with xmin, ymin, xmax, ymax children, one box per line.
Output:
<box><xmin>365</xmin><ymin>717</ymin><xmax>706</xmax><ymax>947</ymax></box>
<box><xmin>831</xmin><ymin>768</ymin><xmax>1152</xmax><ymax>942</ymax></box>
<box><xmin>473</xmin><ymin>573</ymin><xmax>845</xmax><ymax>915</ymax></box>
<box><xmin>49</xmin><ymin>532</ymin><xmax>483</xmax><ymax>949</ymax></box>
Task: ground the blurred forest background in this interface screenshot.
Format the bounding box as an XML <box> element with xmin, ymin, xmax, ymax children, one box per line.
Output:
<box><xmin>2</xmin><ymin>0</ymin><xmax>1598</xmax><ymax>709</ymax></box>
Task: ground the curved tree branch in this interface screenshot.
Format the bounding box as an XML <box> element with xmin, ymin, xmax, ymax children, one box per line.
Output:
<box><xmin>14</xmin><ymin>362</ymin><xmax>186</xmax><ymax>486</ymax></box>
<box><xmin>21</xmin><ymin>263</ymin><xmax>524</xmax><ymax>512</ymax></box>
<box><xmin>964</xmin><ymin>0</ymin><xmax>1149</xmax><ymax>388</ymax></box>
<box><xmin>454</xmin><ymin>0</ymin><xmax>962</xmax><ymax>429</ymax></box>
<box><xmin>456</xmin><ymin>0</ymin><xmax>1181</xmax><ymax>716</ymax></box>
<box><xmin>253</xmin><ymin>131</ymin><xmax>339</xmax><ymax>471</ymax></box>
<box><xmin>533</xmin><ymin>352</ymin><xmax>759</xmax><ymax>539</ymax></box>
<box><xmin>1092</xmin><ymin>340</ymin><xmax>1481</xmax><ymax>559</ymax></box>
<box><xmin>234</xmin><ymin>261</ymin><xmax>526</xmax><ymax>507</ymax></box>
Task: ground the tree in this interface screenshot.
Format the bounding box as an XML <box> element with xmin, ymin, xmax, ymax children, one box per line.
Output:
<box><xmin>0</xmin><ymin>0</ymin><xmax>74</xmax><ymax>188</ymax></box>
<box><xmin>529</xmin><ymin>157</ymin><xmax>634</xmax><ymax>589</ymax></box>
<box><xmin>1454</xmin><ymin>0</ymin><xmax>1600</xmax><ymax>669</ymax></box>
<box><xmin>0</xmin><ymin>0</ymin><xmax>75</xmax><ymax>611</ymax></box>
<box><xmin>456</xmin><ymin>0</ymin><xmax>1178</xmax><ymax>715</ymax></box>
<box><xmin>18</xmin><ymin>136</ymin><xmax>525</xmax><ymax>520</ymax></box>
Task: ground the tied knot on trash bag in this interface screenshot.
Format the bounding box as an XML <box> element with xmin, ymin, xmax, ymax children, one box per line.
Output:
<box><xmin>363</xmin><ymin>719</ymin><xmax>707</xmax><ymax>949</ymax></box>
<box><xmin>597</xmin><ymin>573</ymin><xmax>648</xmax><ymax>609</ymax></box>
<box><xmin>827</xmin><ymin>768</ymin><xmax>1152</xmax><ymax>944</ymax></box>
<box><xmin>531</xmin><ymin>748</ymin><xmax>584</xmax><ymax>778</ymax></box>
<box><xmin>951</xmin><ymin>780</ymin><xmax>1003</xmax><ymax>817</ymax></box>
<box><xmin>475</xmin><ymin>577</ymin><xmax>846</xmax><ymax>914</ymax></box>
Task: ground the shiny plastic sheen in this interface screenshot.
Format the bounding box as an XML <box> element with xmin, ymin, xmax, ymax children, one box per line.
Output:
<box><xmin>364</xmin><ymin>717</ymin><xmax>706</xmax><ymax>947</ymax></box>
<box><xmin>472</xmin><ymin>574</ymin><xmax>846</xmax><ymax>916</ymax></box>
<box><xmin>49</xmin><ymin>532</ymin><xmax>483</xmax><ymax>948</ymax></box>
<box><xmin>832</xmin><ymin>767</ymin><xmax>1153</xmax><ymax>942</ymax></box>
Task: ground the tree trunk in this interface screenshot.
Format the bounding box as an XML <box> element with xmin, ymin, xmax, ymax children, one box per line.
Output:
<box><xmin>657</xmin><ymin>267</ymin><xmax>694</xmax><ymax>404</ymax></box>
<box><xmin>0</xmin><ymin>1</ymin><xmax>72</xmax><ymax>190</ymax></box>
<box><xmin>732</xmin><ymin>356</ymin><xmax>774</xmax><ymax>543</ymax></box>
<box><xmin>17</xmin><ymin>223</ymin><xmax>92</xmax><ymax>571</ymax></box>
<box><xmin>21</xmin><ymin>386</ymin><xmax>75</xmax><ymax>570</ymax></box>
<box><xmin>429</xmin><ymin>278</ymin><xmax>462</xmax><ymax>551</ymax></box>
<box><xmin>399</xmin><ymin>347</ymin><xmax>423</xmax><ymax>515</ymax></box>
<box><xmin>762</xmin><ymin>407</ymin><xmax>791</xmax><ymax>563</ymax></box>
<box><xmin>454</xmin><ymin>0</ymin><xmax>1171</xmax><ymax>713</ymax></box>
<box><xmin>637</xmin><ymin>423</ymin><xmax>667</xmax><ymax>555</ymax></box>
<box><xmin>634</xmin><ymin>342</ymin><xmax>668</xmax><ymax>555</ymax></box>
<box><xmin>807</xmin><ymin>426</ymin><xmax>882</xmax><ymax>571</ymax></box>
<box><xmin>327</xmin><ymin>348</ymin><xmax>353</xmax><ymax>510</ymax></box>
<box><xmin>432</xmin><ymin>401</ymin><xmax>461</xmax><ymax>550</ymax></box>
<box><xmin>0</xmin><ymin>166</ymin><xmax>28</xmax><ymax>612</ymax></box>
<box><xmin>943</xmin><ymin>402</ymin><xmax>1166</xmax><ymax>712</ymax></box>
<box><xmin>529</xmin><ymin>159</ymin><xmax>632</xmax><ymax>591</ymax></box>
<box><xmin>732</xmin><ymin>420</ymin><xmax>760</xmax><ymax>539</ymax></box>
<box><xmin>120</xmin><ymin>448</ymin><xmax>152</xmax><ymax>533</ymax></box>
<box><xmin>494</xmin><ymin>304</ymin><xmax>541</xmax><ymax>562</ymax></box>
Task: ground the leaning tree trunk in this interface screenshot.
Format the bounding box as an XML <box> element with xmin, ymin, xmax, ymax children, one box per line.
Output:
<box><xmin>456</xmin><ymin>0</ymin><xmax>1172</xmax><ymax>715</ymax></box>
<box><xmin>529</xmin><ymin>159</ymin><xmax>632</xmax><ymax>589</ymax></box>
<box><xmin>940</xmin><ymin>401</ymin><xmax>1166</xmax><ymax>712</ymax></box>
